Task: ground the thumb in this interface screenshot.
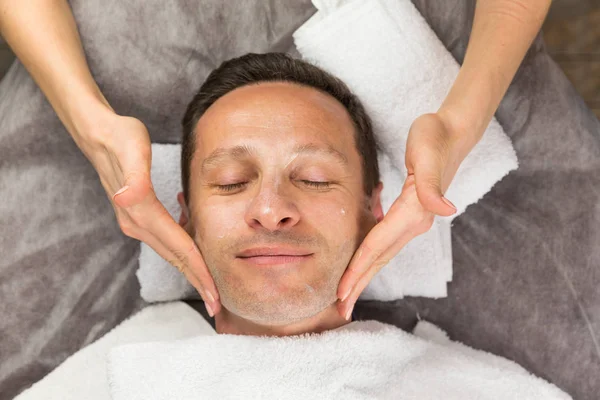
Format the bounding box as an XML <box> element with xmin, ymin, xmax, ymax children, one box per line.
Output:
<box><xmin>111</xmin><ymin>135</ymin><xmax>154</xmax><ymax>209</ymax></box>
<box><xmin>112</xmin><ymin>169</ymin><xmax>154</xmax><ymax>209</ymax></box>
<box><xmin>410</xmin><ymin>152</ymin><xmax>457</xmax><ymax>217</ymax></box>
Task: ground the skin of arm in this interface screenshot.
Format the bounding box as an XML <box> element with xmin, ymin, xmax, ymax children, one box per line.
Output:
<box><xmin>438</xmin><ymin>0</ymin><xmax>552</xmax><ymax>155</ymax></box>
<box><xmin>338</xmin><ymin>0</ymin><xmax>553</xmax><ymax>316</ymax></box>
<box><xmin>0</xmin><ymin>0</ymin><xmax>112</xmax><ymax>139</ymax></box>
<box><xmin>0</xmin><ymin>0</ymin><xmax>552</xmax><ymax>168</ymax></box>
<box><xmin>0</xmin><ymin>0</ymin><xmax>223</xmax><ymax>314</ymax></box>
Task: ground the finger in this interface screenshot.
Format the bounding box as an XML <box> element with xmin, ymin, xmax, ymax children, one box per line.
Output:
<box><xmin>411</xmin><ymin>153</ymin><xmax>457</xmax><ymax>217</ymax></box>
<box><xmin>337</xmin><ymin>176</ymin><xmax>433</xmax><ymax>306</ymax></box>
<box><xmin>110</xmin><ymin>130</ymin><xmax>153</xmax><ymax>208</ymax></box>
<box><xmin>337</xmin><ymin>215</ymin><xmax>406</xmax><ymax>302</ymax></box>
<box><xmin>338</xmin><ymin>232</ymin><xmax>420</xmax><ymax>319</ymax></box>
<box><xmin>143</xmin><ymin>196</ymin><xmax>221</xmax><ymax>304</ymax></box>
<box><xmin>336</xmin><ymin>253</ymin><xmax>390</xmax><ymax>319</ymax></box>
<box><xmin>137</xmin><ymin>224</ymin><xmax>220</xmax><ymax>314</ymax></box>
<box><xmin>110</xmin><ymin>161</ymin><xmax>153</xmax><ymax>208</ymax></box>
<box><xmin>336</xmin><ymin>176</ymin><xmax>416</xmax><ymax>301</ymax></box>
<box><xmin>112</xmin><ymin>193</ymin><xmax>221</xmax><ymax>314</ymax></box>
<box><xmin>107</xmin><ymin>137</ymin><xmax>221</xmax><ymax>304</ymax></box>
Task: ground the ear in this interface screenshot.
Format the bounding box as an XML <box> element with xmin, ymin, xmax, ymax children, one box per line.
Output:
<box><xmin>177</xmin><ymin>191</ymin><xmax>190</xmax><ymax>227</ymax></box>
<box><xmin>369</xmin><ymin>182</ymin><xmax>384</xmax><ymax>223</ymax></box>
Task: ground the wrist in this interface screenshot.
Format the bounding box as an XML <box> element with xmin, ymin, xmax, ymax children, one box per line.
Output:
<box><xmin>436</xmin><ymin>105</ymin><xmax>485</xmax><ymax>143</ymax></box>
<box><xmin>62</xmin><ymin>85</ymin><xmax>116</xmax><ymax>140</ymax></box>
<box><xmin>436</xmin><ymin>107</ymin><xmax>483</xmax><ymax>161</ymax></box>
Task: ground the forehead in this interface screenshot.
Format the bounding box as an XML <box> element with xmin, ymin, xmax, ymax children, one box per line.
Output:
<box><xmin>193</xmin><ymin>82</ymin><xmax>358</xmax><ymax>157</ymax></box>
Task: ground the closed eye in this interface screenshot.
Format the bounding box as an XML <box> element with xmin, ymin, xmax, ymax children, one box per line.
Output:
<box><xmin>216</xmin><ymin>180</ymin><xmax>330</xmax><ymax>192</ymax></box>
<box><xmin>217</xmin><ymin>182</ymin><xmax>247</xmax><ymax>192</ymax></box>
<box><xmin>301</xmin><ymin>180</ymin><xmax>330</xmax><ymax>189</ymax></box>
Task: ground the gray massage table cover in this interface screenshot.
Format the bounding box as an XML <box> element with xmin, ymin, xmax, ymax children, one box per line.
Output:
<box><xmin>0</xmin><ymin>1</ymin><xmax>598</xmax><ymax>399</ymax></box>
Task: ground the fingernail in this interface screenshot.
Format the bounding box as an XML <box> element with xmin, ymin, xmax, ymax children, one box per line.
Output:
<box><xmin>345</xmin><ymin>304</ymin><xmax>354</xmax><ymax>321</ymax></box>
<box><xmin>356</xmin><ymin>247</ymin><xmax>364</xmax><ymax>262</ymax></box>
<box><xmin>340</xmin><ymin>287</ymin><xmax>351</xmax><ymax>302</ymax></box>
<box><xmin>441</xmin><ymin>196</ymin><xmax>457</xmax><ymax>211</ymax></box>
<box><xmin>205</xmin><ymin>302</ymin><xmax>214</xmax><ymax>318</ymax></box>
<box><xmin>205</xmin><ymin>290</ymin><xmax>215</xmax><ymax>304</ymax></box>
<box><xmin>113</xmin><ymin>185</ymin><xmax>129</xmax><ymax>198</ymax></box>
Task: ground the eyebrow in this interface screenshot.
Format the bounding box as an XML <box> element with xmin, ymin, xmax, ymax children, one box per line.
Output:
<box><xmin>201</xmin><ymin>142</ymin><xmax>348</xmax><ymax>173</ymax></box>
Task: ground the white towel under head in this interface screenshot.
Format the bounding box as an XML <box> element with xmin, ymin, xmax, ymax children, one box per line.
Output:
<box><xmin>137</xmin><ymin>145</ymin><xmax>452</xmax><ymax>302</ymax></box>
<box><xmin>136</xmin><ymin>144</ymin><xmax>199</xmax><ymax>302</ymax></box>
<box><xmin>136</xmin><ymin>0</ymin><xmax>518</xmax><ymax>303</ymax></box>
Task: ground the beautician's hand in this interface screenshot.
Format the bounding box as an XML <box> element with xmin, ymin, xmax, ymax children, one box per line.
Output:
<box><xmin>335</xmin><ymin>0</ymin><xmax>553</xmax><ymax>318</ymax></box>
<box><xmin>78</xmin><ymin>111</ymin><xmax>221</xmax><ymax>316</ymax></box>
<box><xmin>336</xmin><ymin>174</ymin><xmax>435</xmax><ymax>319</ymax></box>
<box><xmin>0</xmin><ymin>0</ymin><xmax>220</xmax><ymax>316</ymax></box>
<box><xmin>336</xmin><ymin>112</ymin><xmax>480</xmax><ymax>319</ymax></box>
<box><xmin>404</xmin><ymin>112</ymin><xmax>476</xmax><ymax>216</ymax></box>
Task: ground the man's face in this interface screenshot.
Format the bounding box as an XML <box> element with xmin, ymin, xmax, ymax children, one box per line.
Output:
<box><xmin>179</xmin><ymin>82</ymin><xmax>383</xmax><ymax>325</ymax></box>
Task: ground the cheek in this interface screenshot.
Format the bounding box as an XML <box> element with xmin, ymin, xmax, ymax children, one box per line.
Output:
<box><xmin>297</xmin><ymin>196</ymin><xmax>359</xmax><ymax>239</ymax></box>
<box><xmin>194</xmin><ymin>199</ymin><xmax>246</xmax><ymax>242</ymax></box>
<box><xmin>299</xmin><ymin>197</ymin><xmax>364</xmax><ymax>274</ymax></box>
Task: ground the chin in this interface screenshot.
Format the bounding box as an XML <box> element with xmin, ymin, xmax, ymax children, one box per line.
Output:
<box><xmin>224</xmin><ymin>291</ymin><xmax>335</xmax><ymax>326</ymax></box>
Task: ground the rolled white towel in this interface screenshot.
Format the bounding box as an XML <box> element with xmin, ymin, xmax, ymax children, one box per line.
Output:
<box><xmin>136</xmin><ymin>144</ymin><xmax>198</xmax><ymax>302</ymax></box>
<box><xmin>137</xmin><ymin>144</ymin><xmax>452</xmax><ymax>302</ymax></box>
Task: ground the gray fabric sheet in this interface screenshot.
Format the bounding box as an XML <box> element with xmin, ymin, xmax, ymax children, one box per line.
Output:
<box><xmin>0</xmin><ymin>1</ymin><xmax>598</xmax><ymax>399</ymax></box>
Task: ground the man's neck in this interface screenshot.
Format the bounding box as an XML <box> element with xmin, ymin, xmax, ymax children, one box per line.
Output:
<box><xmin>214</xmin><ymin>304</ymin><xmax>352</xmax><ymax>336</ymax></box>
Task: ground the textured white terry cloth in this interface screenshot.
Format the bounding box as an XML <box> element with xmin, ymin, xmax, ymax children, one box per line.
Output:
<box><xmin>137</xmin><ymin>144</ymin><xmax>198</xmax><ymax>302</ymax></box>
<box><xmin>14</xmin><ymin>302</ymin><xmax>215</xmax><ymax>400</ymax></box>
<box><xmin>107</xmin><ymin>314</ymin><xmax>570</xmax><ymax>400</ymax></box>
<box><xmin>16</xmin><ymin>301</ymin><xmax>569</xmax><ymax>400</ymax></box>
<box><xmin>138</xmin><ymin>145</ymin><xmax>452</xmax><ymax>303</ymax></box>
<box><xmin>293</xmin><ymin>0</ymin><xmax>519</xmax><ymax>219</ymax></box>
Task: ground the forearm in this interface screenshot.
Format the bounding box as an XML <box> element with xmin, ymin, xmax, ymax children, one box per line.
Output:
<box><xmin>438</xmin><ymin>0</ymin><xmax>551</xmax><ymax>148</ymax></box>
<box><xmin>0</xmin><ymin>0</ymin><xmax>112</xmax><ymax>137</ymax></box>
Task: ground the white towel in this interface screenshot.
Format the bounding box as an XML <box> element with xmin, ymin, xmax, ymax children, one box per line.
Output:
<box><xmin>137</xmin><ymin>0</ymin><xmax>518</xmax><ymax>302</ymax></box>
<box><xmin>136</xmin><ymin>144</ymin><xmax>199</xmax><ymax>302</ymax></box>
<box><xmin>107</xmin><ymin>308</ymin><xmax>570</xmax><ymax>400</ymax></box>
<box><xmin>16</xmin><ymin>302</ymin><xmax>570</xmax><ymax>400</ymax></box>
<box><xmin>14</xmin><ymin>302</ymin><xmax>215</xmax><ymax>400</ymax></box>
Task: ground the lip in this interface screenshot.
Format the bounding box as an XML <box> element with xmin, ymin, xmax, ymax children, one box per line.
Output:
<box><xmin>237</xmin><ymin>246</ymin><xmax>312</xmax><ymax>258</ymax></box>
<box><xmin>237</xmin><ymin>255</ymin><xmax>312</xmax><ymax>266</ymax></box>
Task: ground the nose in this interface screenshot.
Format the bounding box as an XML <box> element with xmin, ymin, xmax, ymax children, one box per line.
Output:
<box><xmin>244</xmin><ymin>183</ymin><xmax>301</xmax><ymax>232</ymax></box>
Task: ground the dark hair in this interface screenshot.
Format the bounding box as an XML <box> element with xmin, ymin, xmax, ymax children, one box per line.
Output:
<box><xmin>181</xmin><ymin>52</ymin><xmax>379</xmax><ymax>205</ymax></box>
